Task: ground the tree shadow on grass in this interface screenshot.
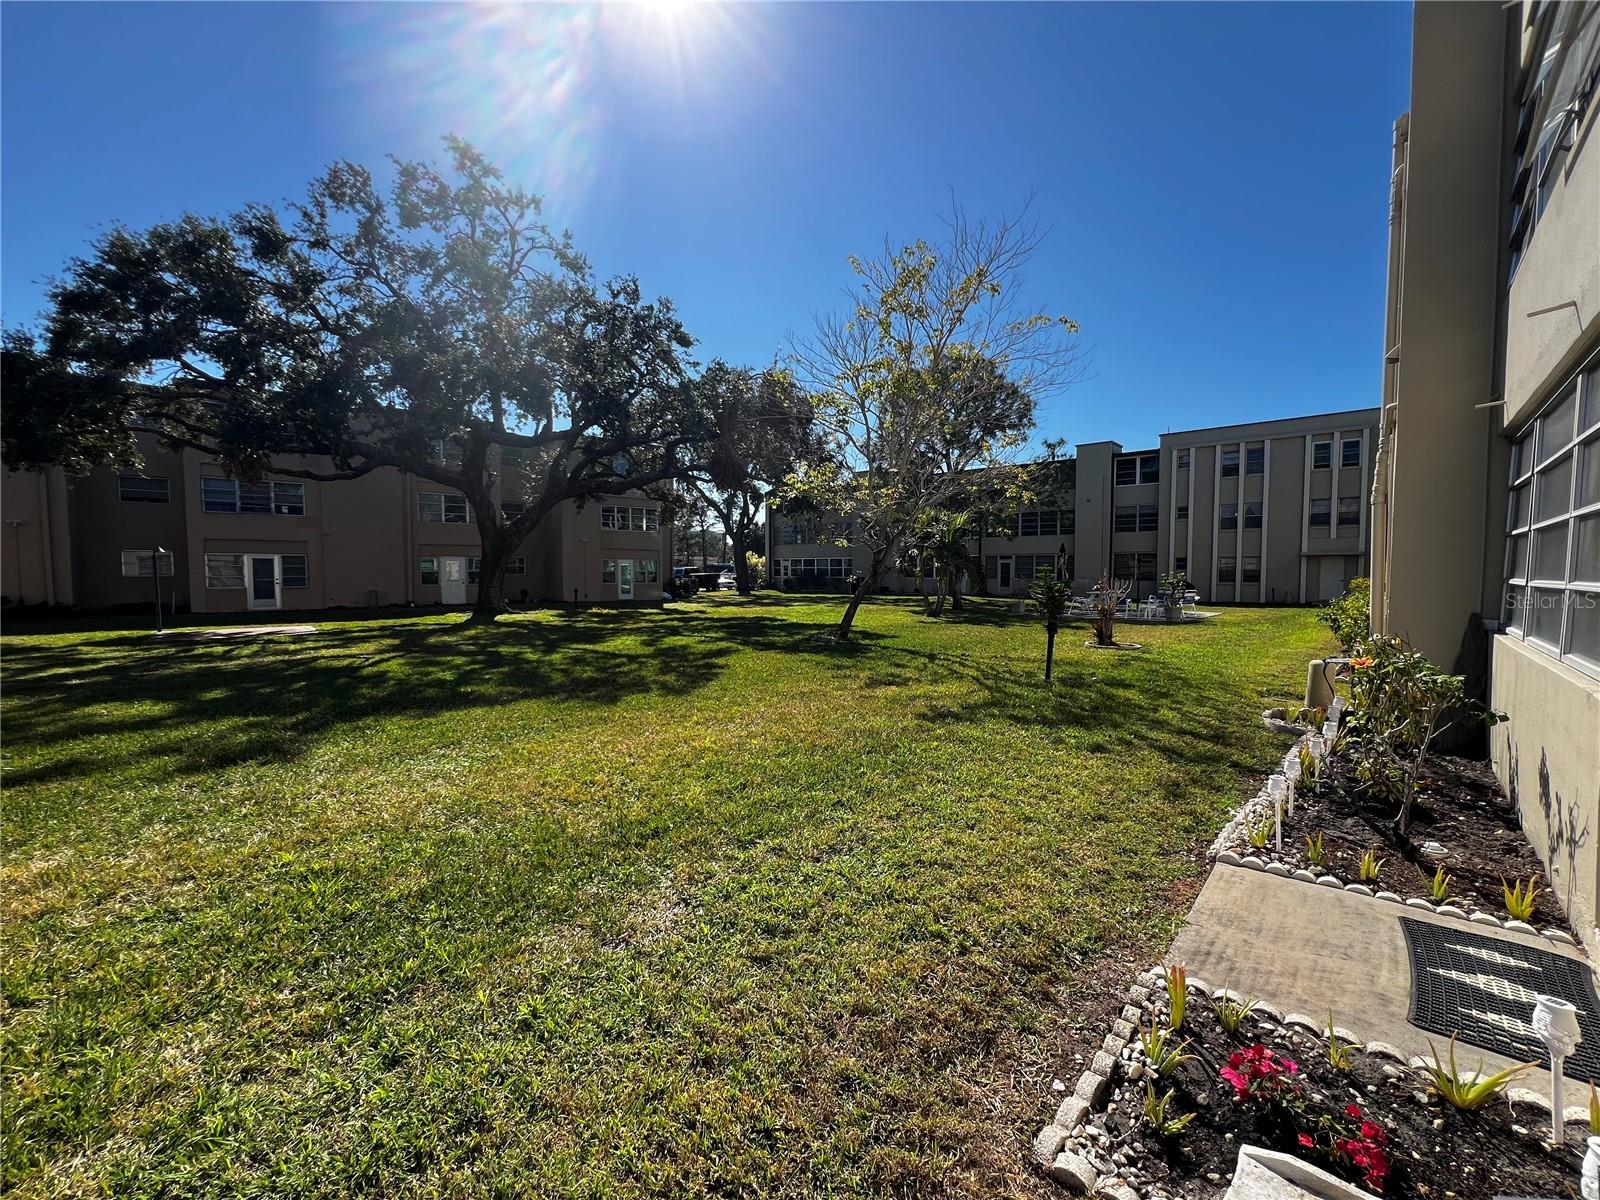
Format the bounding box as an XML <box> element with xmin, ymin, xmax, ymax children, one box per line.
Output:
<box><xmin>2</xmin><ymin>606</ymin><xmax>888</xmax><ymax>788</ymax></box>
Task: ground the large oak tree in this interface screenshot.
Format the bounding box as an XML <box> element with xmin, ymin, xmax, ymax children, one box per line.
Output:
<box><xmin>1</xmin><ymin>138</ymin><xmax>707</xmax><ymax>622</ymax></box>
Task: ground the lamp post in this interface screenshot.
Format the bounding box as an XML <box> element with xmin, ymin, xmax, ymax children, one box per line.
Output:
<box><xmin>1532</xmin><ymin>994</ymin><xmax>1582</xmax><ymax>1145</ymax></box>
<box><xmin>152</xmin><ymin>546</ymin><xmax>167</xmax><ymax>632</ymax></box>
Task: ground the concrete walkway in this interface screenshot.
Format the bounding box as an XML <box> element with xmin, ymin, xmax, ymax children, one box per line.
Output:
<box><xmin>1167</xmin><ymin>863</ymin><xmax>1595</xmax><ymax>1103</ymax></box>
<box><xmin>153</xmin><ymin>624</ymin><xmax>317</xmax><ymax>641</ymax></box>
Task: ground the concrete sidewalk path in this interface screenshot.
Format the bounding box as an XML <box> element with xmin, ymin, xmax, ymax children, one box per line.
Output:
<box><xmin>1167</xmin><ymin>863</ymin><xmax>1595</xmax><ymax>1103</ymax></box>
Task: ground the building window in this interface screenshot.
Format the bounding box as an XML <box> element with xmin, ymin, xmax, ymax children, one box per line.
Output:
<box><xmin>1312</xmin><ymin>440</ymin><xmax>1332</xmax><ymax>469</ymax></box>
<box><xmin>638</xmin><ymin>558</ymin><xmax>660</xmax><ymax>583</ymax></box>
<box><xmin>1244</xmin><ymin>501</ymin><xmax>1262</xmax><ymax>529</ymax></box>
<box><xmin>1341</xmin><ymin>438</ymin><xmax>1362</xmax><ymax>469</ymax></box>
<box><xmin>1218</xmin><ymin>556</ymin><xmax>1236</xmax><ymax>584</ymax></box>
<box><xmin>418</xmin><ymin>492</ymin><xmax>468</xmax><ymax>523</ymax></box>
<box><xmin>601</xmin><ymin>505</ymin><xmax>660</xmax><ymax>532</ymax></box>
<box><xmin>1309</xmin><ymin>498</ymin><xmax>1331</xmax><ymax>528</ymax></box>
<box><xmin>205</xmin><ymin>553</ymin><xmax>245</xmax><ymax>589</ymax></box>
<box><xmin>1338</xmin><ymin>496</ymin><xmax>1361</xmax><ymax>527</ymax></box>
<box><xmin>602</xmin><ymin>559</ymin><xmax>616</xmax><ymax>583</ymax></box>
<box><xmin>1016</xmin><ymin>509</ymin><xmax>1060</xmax><ymax>537</ymax></box>
<box><xmin>1174</xmin><ymin>555</ymin><xmax>1187</xmax><ymax>575</ymax></box>
<box><xmin>1219</xmin><ymin>502</ymin><xmax>1238</xmax><ymax>528</ymax></box>
<box><xmin>120</xmin><ymin>549</ymin><xmax>175</xmax><ymax>578</ymax></box>
<box><xmin>419</xmin><ymin>557</ymin><xmax>439</xmax><ymax>586</ymax></box>
<box><xmin>1221</xmin><ymin>448</ymin><xmax>1240</xmax><ymax>478</ymax></box>
<box><xmin>1176</xmin><ymin>449</ymin><xmax>1190</xmax><ymax>471</ymax></box>
<box><xmin>201</xmin><ymin>477</ymin><xmax>304</xmax><ymax>515</ymax></box>
<box><xmin>1138</xmin><ymin>504</ymin><xmax>1158</xmax><ymax>532</ymax></box>
<box><xmin>506</xmin><ymin>557</ymin><xmax>526</xmax><ymax>575</ymax></box>
<box><xmin>281</xmin><ymin>554</ymin><xmax>309</xmax><ymax>589</ymax></box>
<box><xmin>1114</xmin><ymin>506</ymin><xmax>1138</xmax><ymax>532</ymax></box>
<box><xmin>502</xmin><ymin>502</ymin><xmax>526</xmax><ymax>521</ymax></box>
<box><xmin>1112</xmin><ymin>552</ymin><xmax>1156</xmax><ymax>581</ymax></box>
<box><xmin>499</xmin><ymin>446</ymin><xmax>524</xmax><ymax>466</ymax></box>
<box><xmin>118</xmin><ymin>474</ymin><xmax>169</xmax><ymax>503</ymax></box>
<box><xmin>1242</xmin><ymin>556</ymin><xmax>1261</xmax><ymax>585</ymax></box>
<box><xmin>467</xmin><ymin>557</ymin><xmax>481</xmax><ymax>584</ymax></box>
<box><xmin>1246</xmin><ymin>446</ymin><xmax>1265</xmax><ymax>475</ymax></box>
<box><xmin>1503</xmin><ymin>354</ymin><xmax>1600</xmax><ymax>676</ymax></box>
<box><xmin>1176</xmin><ymin>504</ymin><xmax>1189</xmax><ymax>521</ymax></box>
<box><xmin>1113</xmin><ymin>453</ymin><xmax>1158</xmax><ymax>486</ymax></box>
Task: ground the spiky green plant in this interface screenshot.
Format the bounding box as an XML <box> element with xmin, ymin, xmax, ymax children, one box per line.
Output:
<box><xmin>1503</xmin><ymin>876</ymin><xmax>1542</xmax><ymax>922</ymax></box>
<box><xmin>1245</xmin><ymin>813</ymin><xmax>1273</xmax><ymax>850</ymax></box>
<box><xmin>1304</xmin><ymin>831</ymin><xmax>1326</xmax><ymax>868</ymax></box>
<box><xmin>1358</xmin><ymin>847</ymin><xmax>1384</xmax><ymax>885</ymax></box>
<box><xmin>1211</xmin><ymin>988</ymin><xmax>1259</xmax><ymax>1037</ymax></box>
<box><xmin>1326</xmin><ymin>1012</ymin><xmax>1359</xmax><ymax>1072</ymax></box>
<box><xmin>1138</xmin><ymin>1022</ymin><xmax>1195</xmax><ymax>1077</ymax></box>
<box><xmin>1421</xmin><ymin>1036</ymin><xmax>1533</xmax><ymax>1110</ymax></box>
<box><xmin>1424</xmin><ymin>865</ymin><xmax>1453</xmax><ymax>904</ymax></box>
<box><xmin>1589</xmin><ymin>1082</ymin><xmax>1599</xmax><ymax>1135</ymax></box>
<box><xmin>1164</xmin><ymin>964</ymin><xmax>1188</xmax><ymax>1032</ymax></box>
<box><xmin>1142</xmin><ymin>1082</ymin><xmax>1196</xmax><ymax>1137</ymax></box>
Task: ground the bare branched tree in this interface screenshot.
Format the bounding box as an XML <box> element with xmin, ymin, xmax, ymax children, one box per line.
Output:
<box><xmin>789</xmin><ymin>203</ymin><xmax>1085</xmax><ymax>640</ymax></box>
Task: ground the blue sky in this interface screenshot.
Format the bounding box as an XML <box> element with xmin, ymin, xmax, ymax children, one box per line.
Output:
<box><xmin>1</xmin><ymin>1</ymin><xmax>1411</xmax><ymax>453</ymax></box>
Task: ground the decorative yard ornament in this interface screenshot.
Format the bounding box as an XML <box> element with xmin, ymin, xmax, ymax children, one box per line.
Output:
<box><xmin>1532</xmin><ymin>994</ymin><xmax>1582</xmax><ymax>1145</ymax></box>
<box><xmin>1583</xmin><ymin>1133</ymin><xmax>1600</xmax><ymax>1199</ymax></box>
<box><xmin>1268</xmin><ymin>774</ymin><xmax>1287</xmax><ymax>852</ymax></box>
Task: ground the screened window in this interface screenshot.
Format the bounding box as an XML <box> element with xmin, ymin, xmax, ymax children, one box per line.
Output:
<box><xmin>1137</xmin><ymin>504</ymin><xmax>1158</xmax><ymax>532</ymax></box>
<box><xmin>602</xmin><ymin>559</ymin><xmax>617</xmax><ymax>583</ymax></box>
<box><xmin>1245</xmin><ymin>447</ymin><xmax>1265</xmax><ymax>475</ymax></box>
<box><xmin>1176</xmin><ymin>449</ymin><xmax>1190</xmax><ymax>470</ymax></box>
<box><xmin>1341</xmin><ymin>438</ymin><xmax>1362</xmax><ymax>469</ymax></box>
<box><xmin>200</xmin><ymin>477</ymin><xmax>303</xmax><ymax>515</ymax></box>
<box><xmin>1114</xmin><ymin>505</ymin><xmax>1139</xmax><ymax>532</ymax></box>
<box><xmin>1503</xmin><ymin>354</ymin><xmax>1600</xmax><ymax>676</ymax></box>
<box><xmin>1243</xmin><ymin>501</ymin><xmax>1262</xmax><ymax>529</ymax></box>
<box><xmin>418</xmin><ymin>492</ymin><xmax>468</xmax><ymax>523</ymax></box>
<box><xmin>638</xmin><ymin>559</ymin><xmax>660</xmax><ymax>583</ymax></box>
<box><xmin>1112</xmin><ymin>552</ymin><xmax>1156</xmax><ymax>581</ymax></box>
<box><xmin>120</xmin><ymin>550</ymin><xmax>174</xmax><ymax>577</ymax></box>
<box><xmin>1338</xmin><ymin>496</ymin><xmax>1361</xmax><ymax>527</ymax></box>
<box><xmin>1312</xmin><ymin>441</ymin><xmax>1332</xmax><ymax>470</ymax></box>
<box><xmin>1176</xmin><ymin>504</ymin><xmax>1189</xmax><ymax>521</ymax></box>
<box><xmin>1309</xmin><ymin>499</ymin><xmax>1331</xmax><ymax>528</ymax></box>
<box><xmin>600</xmin><ymin>505</ymin><xmax>660</xmax><ymax>531</ymax></box>
<box><xmin>118</xmin><ymin>474</ymin><xmax>169</xmax><ymax>503</ymax></box>
<box><xmin>205</xmin><ymin>553</ymin><xmax>245</xmax><ymax>589</ymax></box>
<box><xmin>1242</xmin><ymin>556</ymin><xmax>1261</xmax><ymax>585</ymax></box>
<box><xmin>1219</xmin><ymin>502</ymin><xmax>1238</xmax><ymax>529</ymax></box>
<box><xmin>1221</xmin><ymin>448</ymin><xmax>1240</xmax><ymax>478</ymax></box>
<box><xmin>281</xmin><ymin>554</ymin><xmax>309</xmax><ymax>589</ymax></box>
<box><xmin>1114</xmin><ymin>457</ymin><xmax>1138</xmax><ymax>486</ymax></box>
<box><xmin>419</xmin><ymin>557</ymin><xmax>440</xmax><ymax>586</ymax></box>
<box><xmin>1016</xmin><ymin>509</ymin><xmax>1060</xmax><ymax>537</ymax></box>
<box><xmin>467</xmin><ymin>557</ymin><xmax>481</xmax><ymax>584</ymax></box>
<box><xmin>1174</xmin><ymin>555</ymin><xmax>1187</xmax><ymax>575</ymax></box>
<box><xmin>1218</xmin><ymin>556</ymin><xmax>1236</xmax><ymax>584</ymax></box>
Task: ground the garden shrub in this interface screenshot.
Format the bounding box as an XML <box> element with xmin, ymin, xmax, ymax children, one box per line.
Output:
<box><xmin>1318</xmin><ymin>576</ymin><xmax>1370</xmax><ymax>653</ymax></box>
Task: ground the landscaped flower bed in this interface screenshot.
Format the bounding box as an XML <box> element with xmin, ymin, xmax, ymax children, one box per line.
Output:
<box><xmin>1229</xmin><ymin>751</ymin><xmax>1573</xmax><ymax>932</ymax></box>
<box><xmin>1040</xmin><ymin>969</ymin><xmax>1587</xmax><ymax>1198</ymax></box>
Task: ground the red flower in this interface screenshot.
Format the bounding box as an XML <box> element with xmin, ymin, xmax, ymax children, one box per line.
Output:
<box><xmin>1298</xmin><ymin>1133</ymin><xmax>1314</xmax><ymax>1149</ymax></box>
<box><xmin>1344</xmin><ymin>1103</ymin><xmax>1362</xmax><ymax>1119</ymax></box>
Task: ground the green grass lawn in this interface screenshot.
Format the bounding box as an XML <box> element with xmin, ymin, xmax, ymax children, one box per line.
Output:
<box><xmin>1</xmin><ymin>596</ymin><xmax>1332</xmax><ymax>1198</ymax></box>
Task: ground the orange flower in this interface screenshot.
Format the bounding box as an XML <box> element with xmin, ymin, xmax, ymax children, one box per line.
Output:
<box><xmin>1350</xmin><ymin>656</ymin><xmax>1374</xmax><ymax>669</ymax></box>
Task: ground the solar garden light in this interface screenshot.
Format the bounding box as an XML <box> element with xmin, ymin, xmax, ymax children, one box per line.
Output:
<box><xmin>1532</xmin><ymin>994</ymin><xmax>1581</xmax><ymax>1146</ymax></box>
<box><xmin>1283</xmin><ymin>753</ymin><xmax>1300</xmax><ymax>816</ymax></box>
<box><xmin>1268</xmin><ymin>774</ymin><xmax>1287</xmax><ymax>851</ymax></box>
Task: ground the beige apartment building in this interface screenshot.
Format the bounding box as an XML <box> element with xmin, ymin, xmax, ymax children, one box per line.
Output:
<box><xmin>768</xmin><ymin>409</ymin><xmax>1378</xmax><ymax>603</ymax></box>
<box><xmin>1</xmin><ymin>433</ymin><xmax>671</xmax><ymax>613</ymax></box>
<box><xmin>1372</xmin><ymin>4</ymin><xmax>1599</xmax><ymax>946</ymax></box>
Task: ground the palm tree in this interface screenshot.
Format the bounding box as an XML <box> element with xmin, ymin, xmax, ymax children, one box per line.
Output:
<box><xmin>926</xmin><ymin>511</ymin><xmax>983</xmax><ymax>617</ymax></box>
<box><xmin>1030</xmin><ymin>574</ymin><xmax>1069</xmax><ymax>679</ymax></box>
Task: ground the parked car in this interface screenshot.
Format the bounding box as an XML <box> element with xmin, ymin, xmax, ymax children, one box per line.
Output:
<box><xmin>717</xmin><ymin>570</ymin><xmax>737</xmax><ymax>589</ymax></box>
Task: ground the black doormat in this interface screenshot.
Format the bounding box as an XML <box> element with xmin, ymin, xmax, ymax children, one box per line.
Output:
<box><xmin>1400</xmin><ymin>916</ymin><xmax>1600</xmax><ymax>1082</ymax></box>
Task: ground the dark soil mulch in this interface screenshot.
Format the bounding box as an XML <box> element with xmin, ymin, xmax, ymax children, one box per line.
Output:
<box><xmin>1096</xmin><ymin>1001</ymin><xmax>1585</xmax><ymax>1199</ymax></box>
<box><xmin>1231</xmin><ymin>752</ymin><xmax>1571</xmax><ymax>932</ymax></box>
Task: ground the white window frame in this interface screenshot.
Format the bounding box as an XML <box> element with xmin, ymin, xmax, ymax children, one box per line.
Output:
<box><xmin>118</xmin><ymin>474</ymin><xmax>170</xmax><ymax>503</ymax></box>
<box><xmin>1312</xmin><ymin>440</ymin><xmax>1332</xmax><ymax>470</ymax></box>
<box><xmin>506</xmin><ymin>557</ymin><xmax>526</xmax><ymax>576</ymax></box>
<box><xmin>200</xmin><ymin>477</ymin><xmax>304</xmax><ymax>515</ymax></box>
<box><xmin>1503</xmin><ymin>351</ymin><xmax>1600</xmax><ymax>678</ymax></box>
<box><xmin>280</xmin><ymin>554</ymin><xmax>309</xmax><ymax>590</ymax></box>
<box><xmin>205</xmin><ymin>553</ymin><xmax>246</xmax><ymax>589</ymax></box>
<box><xmin>419</xmin><ymin>557</ymin><xmax>440</xmax><ymax>586</ymax></box>
<box><xmin>120</xmin><ymin>550</ymin><xmax>174</xmax><ymax>578</ymax></box>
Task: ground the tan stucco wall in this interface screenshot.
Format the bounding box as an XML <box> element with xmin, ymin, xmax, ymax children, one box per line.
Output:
<box><xmin>1492</xmin><ymin>635</ymin><xmax>1600</xmax><ymax>956</ymax></box>
<box><xmin>2</xmin><ymin>467</ymin><xmax>75</xmax><ymax>606</ymax></box>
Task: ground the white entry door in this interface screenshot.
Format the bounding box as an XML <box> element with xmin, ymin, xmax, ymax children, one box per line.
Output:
<box><xmin>440</xmin><ymin>556</ymin><xmax>468</xmax><ymax>604</ymax></box>
<box><xmin>618</xmin><ymin>558</ymin><xmax>635</xmax><ymax>600</ymax></box>
<box><xmin>997</xmin><ymin>557</ymin><xmax>1014</xmax><ymax>593</ymax></box>
<box><xmin>246</xmin><ymin>554</ymin><xmax>281</xmax><ymax>611</ymax></box>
